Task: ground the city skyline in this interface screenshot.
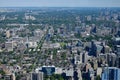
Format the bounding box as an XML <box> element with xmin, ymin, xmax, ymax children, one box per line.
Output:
<box><xmin>0</xmin><ymin>0</ymin><xmax>120</xmax><ymax>7</ymax></box>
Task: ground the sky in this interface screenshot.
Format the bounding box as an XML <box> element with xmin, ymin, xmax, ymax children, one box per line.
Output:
<box><xmin>0</xmin><ymin>0</ymin><xmax>120</xmax><ymax>7</ymax></box>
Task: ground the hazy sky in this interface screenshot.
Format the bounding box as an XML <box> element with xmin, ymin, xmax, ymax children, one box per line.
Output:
<box><xmin>0</xmin><ymin>0</ymin><xmax>120</xmax><ymax>7</ymax></box>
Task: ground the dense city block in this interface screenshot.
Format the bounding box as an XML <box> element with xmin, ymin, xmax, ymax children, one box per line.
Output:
<box><xmin>0</xmin><ymin>7</ymin><xmax>120</xmax><ymax>80</ymax></box>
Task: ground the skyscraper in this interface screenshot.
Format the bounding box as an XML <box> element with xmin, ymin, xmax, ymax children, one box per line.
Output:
<box><xmin>102</xmin><ymin>67</ymin><xmax>120</xmax><ymax>80</ymax></box>
<box><xmin>89</xmin><ymin>41</ymin><xmax>97</xmax><ymax>57</ymax></box>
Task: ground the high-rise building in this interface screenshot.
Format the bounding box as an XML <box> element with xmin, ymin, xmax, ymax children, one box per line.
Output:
<box><xmin>116</xmin><ymin>56</ymin><xmax>120</xmax><ymax>68</ymax></box>
<box><xmin>102</xmin><ymin>67</ymin><xmax>120</xmax><ymax>80</ymax></box>
<box><xmin>4</xmin><ymin>73</ymin><xmax>16</xmax><ymax>80</ymax></box>
<box><xmin>106</xmin><ymin>53</ymin><xmax>117</xmax><ymax>67</ymax></box>
<box><xmin>80</xmin><ymin>51</ymin><xmax>88</xmax><ymax>63</ymax></box>
<box><xmin>89</xmin><ymin>41</ymin><xmax>97</xmax><ymax>57</ymax></box>
<box><xmin>36</xmin><ymin>66</ymin><xmax>55</xmax><ymax>76</ymax></box>
<box><xmin>75</xmin><ymin>26</ymin><xmax>81</xmax><ymax>34</ymax></box>
<box><xmin>6</xmin><ymin>30</ymin><xmax>11</xmax><ymax>38</ymax></box>
<box><xmin>113</xmin><ymin>37</ymin><xmax>120</xmax><ymax>56</ymax></box>
<box><xmin>116</xmin><ymin>45</ymin><xmax>120</xmax><ymax>56</ymax></box>
<box><xmin>31</xmin><ymin>72</ymin><xmax>43</xmax><ymax>80</ymax></box>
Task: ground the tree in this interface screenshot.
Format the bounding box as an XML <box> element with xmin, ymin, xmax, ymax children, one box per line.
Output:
<box><xmin>61</xmin><ymin>53</ymin><xmax>66</xmax><ymax>60</ymax></box>
<box><xmin>96</xmin><ymin>75</ymin><xmax>101</xmax><ymax>80</ymax></box>
<box><xmin>0</xmin><ymin>70</ymin><xmax>5</xmax><ymax>75</ymax></box>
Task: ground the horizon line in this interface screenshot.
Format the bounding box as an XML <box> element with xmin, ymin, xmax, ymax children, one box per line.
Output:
<box><xmin>0</xmin><ymin>6</ymin><xmax>120</xmax><ymax>8</ymax></box>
